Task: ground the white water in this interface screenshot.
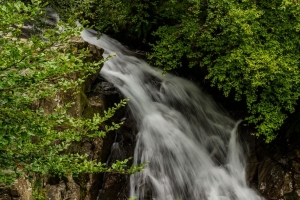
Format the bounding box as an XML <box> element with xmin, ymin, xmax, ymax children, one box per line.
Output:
<box><xmin>81</xmin><ymin>29</ymin><xmax>262</xmax><ymax>200</ymax></box>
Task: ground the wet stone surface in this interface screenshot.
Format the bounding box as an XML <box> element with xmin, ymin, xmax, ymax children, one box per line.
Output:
<box><xmin>246</xmin><ymin>130</ymin><xmax>300</xmax><ymax>200</ymax></box>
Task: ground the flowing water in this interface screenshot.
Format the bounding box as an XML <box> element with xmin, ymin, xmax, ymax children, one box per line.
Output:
<box><xmin>81</xmin><ymin>29</ymin><xmax>262</xmax><ymax>200</ymax></box>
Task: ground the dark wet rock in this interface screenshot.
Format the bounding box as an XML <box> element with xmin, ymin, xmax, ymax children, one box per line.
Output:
<box><xmin>246</xmin><ymin>128</ymin><xmax>300</xmax><ymax>200</ymax></box>
<box><xmin>92</xmin><ymin>81</ymin><xmax>118</xmax><ymax>96</ymax></box>
<box><xmin>45</xmin><ymin>176</ymin><xmax>81</xmax><ymax>200</ymax></box>
<box><xmin>98</xmin><ymin>115</ymin><xmax>137</xmax><ymax>200</ymax></box>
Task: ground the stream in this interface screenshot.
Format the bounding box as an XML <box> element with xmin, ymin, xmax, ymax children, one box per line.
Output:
<box><xmin>81</xmin><ymin>29</ymin><xmax>263</xmax><ymax>200</ymax></box>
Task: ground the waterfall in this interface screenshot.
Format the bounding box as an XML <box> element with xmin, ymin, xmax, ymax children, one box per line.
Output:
<box><xmin>81</xmin><ymin>29</ymin><xmax>262</xmax><ymax>200</ymax></box>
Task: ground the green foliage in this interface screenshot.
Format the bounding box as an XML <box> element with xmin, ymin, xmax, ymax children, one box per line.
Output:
<box><xmin>148</xmin><ymin>0</ymin><xmax>300</xmax><ymax>142</ymax></box>
<box><xmin>46</xmin><ymin>0</ymin><xmax>300</xmax><ymax>142</ymax></box>
<box><xmin>0</xmin><ymin>0</ymin><xmax>144</xmax><ymax>186</ymax></box>
<box><xmin>47</xmin><ymin>0</ymin><xmax>162</xmax><ymax>38</ymax></box>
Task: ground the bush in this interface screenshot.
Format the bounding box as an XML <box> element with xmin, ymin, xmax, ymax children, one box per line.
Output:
<box><xmin>0</xmin><ymin>0</ymin><xmax>144</xmax><ymax>185</ymax></box>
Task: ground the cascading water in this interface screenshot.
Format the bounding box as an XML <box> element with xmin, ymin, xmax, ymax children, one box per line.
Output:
<box><xmin>81</xmin><ymin>29</ymin><xmax>263</xmax><ymax>200</ymax></box>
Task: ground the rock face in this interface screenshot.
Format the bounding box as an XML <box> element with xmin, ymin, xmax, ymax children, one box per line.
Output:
<box><xmin>0</xmin><ymin>177</ymin><xmax>31</xmax><ymax>200</ymax></box>
<box><xmin>97</xmin><ymin>114</ymin><xmax>137</xmax><ymax>200</ymax></box>
<box><xmin>0</xmin><ymin>37</ymin><xmax>125</xmax><ymax>200</ymax></box>
<box><xmin>37</xmin><ymin>39</ymin><xmax>121</xmax><ymax>200</ymax></box>
<box><xmin>90</xmin><ymin>77</ymin><xmax>138</xmax><ymax>200</ymax></box>
<box><xmin>246</xmin><ymin>128</ymin><xmax>300</xmax><ymax>200</ymax></box>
